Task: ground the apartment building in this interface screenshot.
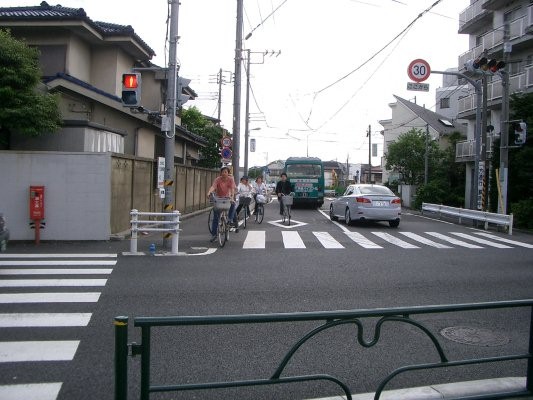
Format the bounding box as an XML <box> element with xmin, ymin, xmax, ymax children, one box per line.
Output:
<box><xmin>456</xmin><ymin>0</ymin><xmax>533</xmax><ymax>207</ymax></box>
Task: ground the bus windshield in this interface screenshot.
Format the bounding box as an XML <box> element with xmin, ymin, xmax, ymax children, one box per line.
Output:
<box><xmin>285</xmin><ymin>164</ymin><xmax>322</xmax><ymax>178</ymax></box>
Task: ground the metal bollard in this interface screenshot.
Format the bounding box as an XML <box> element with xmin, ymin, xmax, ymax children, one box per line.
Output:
<box><xmin>130</xmin><ymin>209</ymin><xmax>138</xmax><ymax>253</ymax></box>
<box><xmin>114</xmin><ymin>316</ymin><xmax>128</xmax><ymax>400</ymax></box>
<box><xmin>171</xmin><ymin>210</ymin><xmax>180</xmax><ymax>255</ymax></box>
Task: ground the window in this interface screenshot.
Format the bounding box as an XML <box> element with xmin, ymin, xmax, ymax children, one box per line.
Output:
<box><xmin>440</xmin><ymin>97</ymin><xmax>450</xmax><ymax>109</ymax></box>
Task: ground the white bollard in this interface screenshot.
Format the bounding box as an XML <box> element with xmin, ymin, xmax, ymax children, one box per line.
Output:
<box><xmin>130</xmin><ymin>209</ymin><xmax>138</xmax><ymax>253</ymax></box>
<box><xmin>171</xmin><ymin>211</ymin><xmax>180</xmax><ymax>255</ymax></box>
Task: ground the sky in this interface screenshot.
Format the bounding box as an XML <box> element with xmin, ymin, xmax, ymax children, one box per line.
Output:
<box><xmin>4</xmin><ymin>0</ymin><xmax>470</xmax><ymax>167</ymax></box>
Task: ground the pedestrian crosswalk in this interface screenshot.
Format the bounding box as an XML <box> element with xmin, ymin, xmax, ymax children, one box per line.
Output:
<box><xmin>0</xmin><ymin>252</ymin><xmax>117</xmax><ymax>400</ymax></box>
<box><xmin>236</xmin><ymin>230</ymin><xmax>533</xmax><ymax>250</ymax></box>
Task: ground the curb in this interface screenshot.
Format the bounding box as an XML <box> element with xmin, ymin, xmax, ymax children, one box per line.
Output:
<box><xmin>307</xmin><ymin>377</ymin><xmax>526</xmax><ymax>400</ymax></box>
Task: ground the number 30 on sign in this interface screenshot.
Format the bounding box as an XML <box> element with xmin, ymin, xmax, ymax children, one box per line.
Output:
<box><xmin>407</xmin><ymin>59</ymin><xmax>431</xmax><ymax>83</ymax></box>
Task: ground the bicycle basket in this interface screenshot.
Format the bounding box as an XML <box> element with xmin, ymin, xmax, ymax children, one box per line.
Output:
<box><xmin>256</xmin><ymin>194</ymin><xmax>266</xmax><ymax>204</ymax></box>
<box><xmin>213</xmin><ymin>197</ymin><xmax>231</xmax><ymax>211</ymax></box>
<box><xmin>239</xmin><ymin>196</ymin><xmax>252</xmax><ymax>206</ymax></box>
<box><xmin>282</xmin><ymin>195</ymin><xmax>293</xmax><ymax>206</ymax></box>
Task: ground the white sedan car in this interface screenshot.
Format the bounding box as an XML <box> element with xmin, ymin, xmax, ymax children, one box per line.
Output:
<box><xmin>329</xmin><ymin>184</ymin><xmax>401</xmax><ymax>227</ymax></box>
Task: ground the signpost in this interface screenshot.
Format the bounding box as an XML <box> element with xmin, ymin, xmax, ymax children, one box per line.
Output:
<box><xmin>407</xmin><ymin>82</ymin><xmax>429</xmax><ymax>92</ymax></box>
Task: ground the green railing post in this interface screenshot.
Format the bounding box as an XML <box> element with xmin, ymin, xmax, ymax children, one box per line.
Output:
<box><xmin>526</xmin><ymin>307</ymin><xmax>533</xmax><ymax>392</ymax></box>
<box><xmin>114</xmin><ymin>316</ymin><xmax>129</xmax><ymax>400</ymax></box>
<box><xmin>140</xmin><ymin>326</ymin><xmax>151</xmax><ymax>400</ymax></box>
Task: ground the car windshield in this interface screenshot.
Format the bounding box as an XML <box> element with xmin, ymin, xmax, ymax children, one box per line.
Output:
<box><xmin>359</xmin><ymin>186</ymin><xmax>394</xmax><ymax>195</ymax></box>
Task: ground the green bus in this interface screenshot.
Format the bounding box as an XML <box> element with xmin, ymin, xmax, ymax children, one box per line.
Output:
<box><xmin>284</xmin><ymin>157</ymin><xmax>324</xmax><ymax>208</ymax></box>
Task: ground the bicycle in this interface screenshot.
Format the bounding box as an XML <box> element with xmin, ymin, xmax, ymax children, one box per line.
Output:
<box><xmin>254</xmin><ymin>193</ymin><xmax>266</xmax><ymax>224</ymax></box>
<box><xmin>281</xmin><ymin>192</ymin><xmax>294</xmax><ymax>226</ymax></box>
<box><xmin>211</xmin><ymin>195</ymin><xmax>231</xmax><ymax>247</ymax></box>
<box><xmin>235</xmin><ymin>196</ymin><xmax>252</xmax><ymax>230</ymax></box>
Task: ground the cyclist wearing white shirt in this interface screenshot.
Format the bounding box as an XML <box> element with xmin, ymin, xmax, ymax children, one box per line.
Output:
<box><xmin>233</xmin><ymin>176</ymin><xmax>254</xmax><ymax>229</ymax></box>
<box><xmin>252</xmin><ymin>175</ymin><xmax>267</xmax><ymax>215</ymax></box>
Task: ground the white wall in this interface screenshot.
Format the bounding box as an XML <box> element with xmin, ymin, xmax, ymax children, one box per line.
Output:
<box><xmin>0</xmin><ymin>152</ymin><xmax>111</xmax><ymax>240</ymax></box>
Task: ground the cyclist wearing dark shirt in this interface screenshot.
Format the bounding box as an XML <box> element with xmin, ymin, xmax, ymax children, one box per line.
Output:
<box><xmin>275</xmin><ymin>172</ymin><xmax>292</xmax><ymax>215</ymax></box>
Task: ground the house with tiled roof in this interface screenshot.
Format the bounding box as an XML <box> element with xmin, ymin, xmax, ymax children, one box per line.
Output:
<box><xmin>0</xmin><ymin>1</ymin><xmax>206</xmax><ymax>162</ymax></box>
<box><xmin>379</xmin><ymin>95</ymin><xmax>467</xmax><ymax>185</ymax></box>
<box><xmin>0</xmin><ymin>2</ymin><xmax>219</xmax><ymax>241</ymax></box>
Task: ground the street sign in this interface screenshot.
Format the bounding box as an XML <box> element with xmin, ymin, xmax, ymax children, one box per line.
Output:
<box><xmin>157</xmin><ymin>157</ymin><xmax>165</xmax><ymax>188</ymax></box>
<box><xmin>407</xmin><ymin>59</ymin><xmax>431</xmax><ymax>83</ymax></box>
<box><xmin>407</xmin><ymin>82</ymin><xmax>430</xmax><ymax>92</ymax></box>
<box><xmin>221</xmin><ymin>137</ymin><xmax>232</xmax><ymax>147</ymax></box>
<box><xmin>221</xmin><ymin>147</ymin><xmax>232</xmax><ymax>159</ymax></box>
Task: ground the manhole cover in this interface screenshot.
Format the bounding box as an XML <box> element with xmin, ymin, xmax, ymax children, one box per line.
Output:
<box><xmin>440</xmin><ymin>326</ymin><xmax>509</xmax><ymax>347</ymax></box>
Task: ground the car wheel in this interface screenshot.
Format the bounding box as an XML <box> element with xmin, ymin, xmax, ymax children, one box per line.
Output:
<box><xmin>330</xmin><ymin>205</ymin><xmax>338</xmax><ymax>221</ymax></box>
<box><xmin>389</xmin><ymin>219</ymin><xmax>400</xmax><ymax>228</ymax></box>
<box><xmin>345</xmin><ymin>208</ymin><xmax>353</xmax><ymax>226</ymax></box>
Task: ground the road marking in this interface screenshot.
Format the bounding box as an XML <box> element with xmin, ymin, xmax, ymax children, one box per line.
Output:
<box><xmin>0</xmin><ymin>253</ymin><xmax>117</xmax><ymax>258</ymax></box>
<box><xmin>0</xmin><ymin>279</ymin><xmax>107</xmax><ymax>287</ymax></box>
<box><xmin>450</xmin><ymin>232</ymin><xmax>512</xmax><ymax>248</ymax></box>
<box><xmin>399</xmin><ymin>232</ymin><xmax>452</xmax><ymax>248</ymax></box>
<box><xmin>0</xmin><ymin>383</ymin><xmax>62</xmax><ymax>400</ymax></box>
<box><xmin>0</xmin><ymin>268</ymin><xmax>112</xmax><ymax>275</ymax></box>
<box><xmin>282</xmin><ymin>231</ymin><xmax>306</xmax><ymax>248</ymax></box>
<box><xmin>0</xmin><ymin>260</ymin><xmax>117</xmax><ymax>266</ymax></box>
<box><xmin>318</xmin><ymin>209</ymin><xmax>351</xmax><ymax>232</ymax></box>
<box><xmin>425</xmin><ymin>232</ymin><xmax>483</xmax><ymax>248</ymax></box>
<box><xmin>473</xmin><ymin>232</ymin><xmax>533</xmax><ymax>248</ymax></box>
<box><xmin>0</xmin><ymin>313</ymin><xmax>92</xmax><ymax>327</ymax></box>
<box><xmin>0</xmin><ymin>341</ymin><xmax>79</xmax><ymax>362</ymax></box>
<box><xmin>344</xmin><ymin>232</ymin><xmax>382</xmax><ymax>248</ymax></box>
<box><xmin>313</xmin><ymin>232</ymin><xmax>344</xmax><ymax>248</ymax></box>
<box><xmin>0</xmin><ymin>292</ymin><xmax>101</xmax><ymax>303</ymax></box>
<box><xmin>372</xmin><ymin>232</ymin><xmax>420</xmax><ymax>248</ymax></box>
<box><xmin>243</xmin><ymin>231</ymin><xmax>266</xmax><ymax>249</ymax></box>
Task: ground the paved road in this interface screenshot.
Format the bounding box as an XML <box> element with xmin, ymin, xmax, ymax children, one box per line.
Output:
<box><xmin>1</xmin><ymin>200</ymin><xmax>532</xmax><ymax>400</ymax></box>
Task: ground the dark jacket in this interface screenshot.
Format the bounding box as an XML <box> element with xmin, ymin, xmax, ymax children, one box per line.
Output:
<box><xmin>275</xmin><ymin>179</ymin><xmax>292</xmax><ymax>196</ymax></box>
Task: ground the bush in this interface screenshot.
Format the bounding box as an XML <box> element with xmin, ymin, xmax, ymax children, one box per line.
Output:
<box><xmin>510</xmin><ymin>199</ymin><xmax>533</xmax><ymax>229</ymax></box>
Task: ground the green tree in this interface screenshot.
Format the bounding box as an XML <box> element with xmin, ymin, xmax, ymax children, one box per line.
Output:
<box><xmin>385</xmin><ymin>128</ymin><xmax>440</xmax><ymax>185</ymax></box>
<box><xmin>180</xmin><ymin>106</ymin><xmax>225</xmax><ymax>169</ymax></box>
<box><xmin>0</xmin><ymin>29</ymin><xmax>62</xmax><ymax>148</ymax></box>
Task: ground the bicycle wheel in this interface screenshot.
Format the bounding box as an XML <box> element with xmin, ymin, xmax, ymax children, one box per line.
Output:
<box><xmin>208</xmin><ymin>209</ymin><xmax>214</xmax><ymax>234</ymax></box>
<box><xmin>282</xmin><ymin>206</ymin><xmax>286</xmax><ymax>224</ymax></box>
<box><xmin>242</xmin><ymin>206</ymin><xmax>247</xmax><ymax>229</ymax></box>
<box><xmin>218</xmin><ymin>215</ymin><xmax>227</xmax><ymax>247</ymax></box>
<box><xmin>256</xmin><ymin>204</ymin><xmax>264</xmax><ymax>224</ymax></box>
<box><xmin>287</xmin><ymin>205</ymin><xmax>291</xmax><ymax>226</ymax></box>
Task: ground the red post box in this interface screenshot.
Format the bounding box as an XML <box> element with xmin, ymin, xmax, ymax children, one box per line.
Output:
<box><xmin>29</xmin><ymin>186</ymin><xmax>45</xmax><ymax>244</ymax></box>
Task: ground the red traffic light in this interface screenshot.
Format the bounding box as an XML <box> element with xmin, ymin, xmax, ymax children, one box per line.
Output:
<box><xmin>122</xmin><ymin>74</ymin><xmax>139</xmax><ymax>89</ymax></box>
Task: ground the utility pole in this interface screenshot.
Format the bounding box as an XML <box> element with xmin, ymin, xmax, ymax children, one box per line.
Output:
<box><xmin>481</xmin><ymin>74</ymin><xmax>488</xmax><ymax>211</ymax></box>
<box><xmin>217</xmin><ymin>68</ymin><xmax>222</xmax><ymax>122</ymax></box>
<box><xmin>231</xmin><ymin>0</ymin><xmax>243</xmax><ymax>180</ymax></box>
<box><xmin>499</xmin><ymin>21</ymin><xmax>511</xmax><ymax>214</ymax></box>
<box><xmin>367</xmin><ymin>125</ymin><xmax>371</xmax><ymax>183</ymax></box>
<box><xmin>244</xmin><ymin>49</ymin><xmax>251</xmax><ymax>176</ymax></box>
<box><xmin>424</xmin><ymin>123</ymin><xmax>429</xmax><ymax>185</ymax></box>
<box><xmin>162</xmin><ymin>0</ymin><xmax>179</xmax><ymax>249</ymax></box>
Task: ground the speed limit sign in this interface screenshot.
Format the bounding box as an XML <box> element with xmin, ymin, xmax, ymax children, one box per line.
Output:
<box><xmin>407</xmin><ymin>59</ymin><xmax>431</xmax><ymax>83</ymax></box>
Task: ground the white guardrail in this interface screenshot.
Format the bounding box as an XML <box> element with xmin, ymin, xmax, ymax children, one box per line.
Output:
<box><xmin>421</xmin><ymin>203</ymin><xmax>513</xmax><ymax>235</ymax></box>
<box><xmin>129</xmin><ymin>209</ymin><xmax>181</xmax><ymax>255</ymax></box>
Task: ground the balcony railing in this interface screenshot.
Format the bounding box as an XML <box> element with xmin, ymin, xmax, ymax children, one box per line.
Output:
<box><xmin>456</xmin><ymin>134</ymin><xmax>497</xmax><ymax>161</ymax></box>
<box><xmin>458</xmin><ymin>5</ymin><xmax>533</xmax><ymax>68</ymax></box>
<box><xmin>459</xmin><ymin>0</ymin><xmax>490</xmax><ymax>31</ymax></box>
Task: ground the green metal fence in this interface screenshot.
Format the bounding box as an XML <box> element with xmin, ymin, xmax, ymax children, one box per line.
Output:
<box><xmin>115</xmin><ymin>299</ymin><xmax>533</xmax><ymax>400</ymax></box>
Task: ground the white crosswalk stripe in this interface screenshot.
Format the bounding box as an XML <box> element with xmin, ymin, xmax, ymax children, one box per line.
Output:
<box><xmin>313</xmin><ymin>232</ymin><xmax>344</xmax><ymax>249</ymax></box>
<box><xmin>450</xmin><ymin>232</ymin><xmax>512</xmax><ymax>248</ymax></box>
<box><xmin>372</xmin><ymin>232</ymin><xmax>420</xmax><ymax>249</ymax></box>
<box><xmin>425</xmin><ymin>232</ymin><xmax>484</xmax><ymax>248</ymax></box>
<box><xmin>0</xmin><ymin>253</ymin><xmax>117</xmax><ymax>400</ymax></box>
<box><xmin>240</xmin><ymin>230</ymin><xmax>533</xmax><ymax>250</ymax></box>
<box><xmin>243</xmin><ymin>231</ymin><xmax>266</xmax><ymax>249</ymax></box>
<box><xmin>282</xmin><ymin>231</ymin><xmax>306</xmax><ymax>248</ymax></box>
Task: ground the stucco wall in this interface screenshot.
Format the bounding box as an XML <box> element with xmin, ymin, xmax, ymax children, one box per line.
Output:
<box><xmin>0</xmin><ymin>151</ymin><xmax>111</xmax><ymax>240</ymax></box>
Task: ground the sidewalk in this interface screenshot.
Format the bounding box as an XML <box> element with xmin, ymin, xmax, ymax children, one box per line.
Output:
<box><xmin>309</xmin><ymin>377</ymin><xmax>528</xmax><ymax>399</ymax></box>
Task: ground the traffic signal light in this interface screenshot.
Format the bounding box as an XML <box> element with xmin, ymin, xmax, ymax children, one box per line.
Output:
<box><xmin>513</xmin><ymin>122</ymin><xmax>527</xmax><ymax>146</ymax></box>
<box><xmin>176</xmin><ymin>77</ymin><xmax>191</xmax><ymax>107</ymax></box>
<box><xmin>121</xmin><ymin>73</ymin><xmax>141</xmax><ymax>106</ymax></box>
<box><xmin>464</xmin><ymin>57</ymin><xmax>505</xmax><ymax>75</ymax></box>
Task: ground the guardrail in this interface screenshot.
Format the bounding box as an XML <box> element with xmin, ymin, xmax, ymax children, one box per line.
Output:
<box><xmin>421</xmin><ymin>202</ymin><xmax>513</xmax><ymax>235</ymax></box>
<box><xmin>114</xmin><ymin>299</ymin><xmax>533</xmax><ymax>400</ymax></box>
<box><xmin>128</xmin><ymin>209</ymin><xmax>181</xmax><ymax>255</ymax></box>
